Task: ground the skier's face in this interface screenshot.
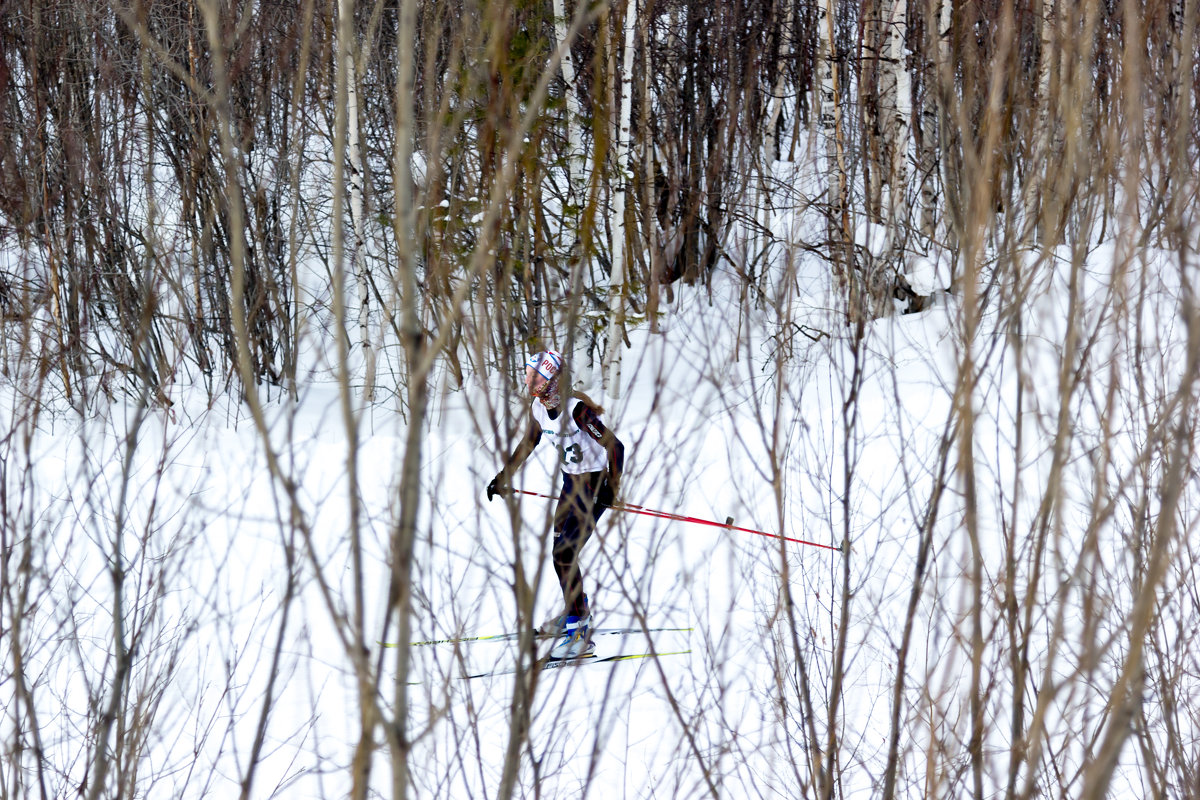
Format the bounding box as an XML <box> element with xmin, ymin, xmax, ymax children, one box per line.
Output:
<box><xmin>525</xmin><ymin>366</ymin><xmax>549</xmax><ymax>400</ymax></box>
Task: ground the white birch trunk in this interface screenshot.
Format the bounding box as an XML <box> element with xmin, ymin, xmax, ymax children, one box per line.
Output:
<box><xmin>552</xmin><ymin>0</ymin><xmax>588</xmax><ymax>211</ymax></box>
<box><xmin>865</xmin><ymin>0</ymin><xmax>885</xmax><ymax>221</ymax></box>
<box><xmin>937</xmin><ymin>0</ymin><xmax>953</xmax><ymax>250</ymax></box>
<box><xmin>917</xmin><ymin>101</ymin><xmax>937</xmax><ymax>238</ymax></box>
<box><xmin>817</xmin><ymin>0</ymin><xmax>835</xmax><ymax>179</ymax></box>
<box><xmin>884</xmin><ymin>0</ymin><xmax>910</xmax><ymax>253</ymax></box>
<box><xmin>918</xmin><ymin>0</ymin><xmax>949</xmax><ymax>240</ymax></box>
<box><xmin>604</xmin><ymin>0</ymin><xmax>638</xmax><ymax>398</ymax></box>
<box><xmin>916</xmin><ymin>4</ymin><xmax>936</xmax><ymax>240</ymax></box>
<box><xmin>347</xmin><ymin>44</ymin><xmax>375</xmax><ymax>401</ymax></box>
<box><xmin>817</xmin><ymin>0</ymin><xmax>848</xmax><ymax>257</ymax></box>
<box><xmin>1025</xmin><ymin>0</ymin><xmax>1055</xmax><ymax>244</ymax></box>
<box><xmin>642</xmin><ymin>1</ymin><xmax>660</xmax><ymax>332</ymax></box>
<box><xmin>764</xmin><ymin>3</ymin><xmax>791</xmax><ymax>166</ymax></box>
<box><xmin>332</xmin><ymin>0</ymin><xmax>354</xmax><ymax>395</ymax></box>
<box><xmin>760</xmin><ymin>0</ymin><xmax>794</xmax><ymax>293</ymax></box>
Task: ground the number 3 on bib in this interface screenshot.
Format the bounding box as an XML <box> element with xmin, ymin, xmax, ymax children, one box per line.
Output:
<box><xmin>558</xmin><ymin>443</ymin><xmax>583</xmax><ymax>464</ymax></box>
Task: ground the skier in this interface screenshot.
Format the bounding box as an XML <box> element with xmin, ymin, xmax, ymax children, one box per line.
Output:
<box><xmin>487</xmin><ymin>350</ymin><xmax>624</xmax><ymax>659</ymax></box>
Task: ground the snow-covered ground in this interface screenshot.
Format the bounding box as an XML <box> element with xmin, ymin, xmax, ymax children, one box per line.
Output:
<box><xmin>1</xmin><ymin>199</ymin><xmax>1196</xmax><ymax>798</ymax></box>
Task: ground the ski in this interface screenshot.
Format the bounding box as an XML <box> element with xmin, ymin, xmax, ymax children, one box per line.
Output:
<box><xmin>461</xmin><ymin>648</ymin><xmax>692</xmax><ymax>680</ymax></box>
<box><xmin>389</xmin><ymin>625</ymin><xmax>693</xmax><ymax>648</ymax></box>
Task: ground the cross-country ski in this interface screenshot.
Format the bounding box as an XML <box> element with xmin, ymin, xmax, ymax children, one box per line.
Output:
<box><xmin>460</xmin><ymin>649</ymin><xmax>693</xmax><ymax>680</ymax></box>
<box><xmin>392</xmin><ymin>625</ymin><xmax>694</xmax><ymax>648</ymax></box>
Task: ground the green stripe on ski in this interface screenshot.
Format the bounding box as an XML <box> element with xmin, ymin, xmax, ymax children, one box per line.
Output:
<box><xmin>402</xmin><ymin>632</ymin><xmax>515</xmax><ymax>646</ymax></box>
<box><xmin>593</xmin><ymin>649</ymin><xmax>692</xmax><ymax>664</ymax></box>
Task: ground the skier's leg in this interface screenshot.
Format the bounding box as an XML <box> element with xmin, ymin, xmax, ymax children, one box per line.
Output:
<box><xmin>552</xmin><ymin>472</ymin><xmax>603</xmax><ymax>617</ymax></box>
<box><xmin>553</xmin><ymin>513</ymin><xmax>591</xmax><ymax>617</ymax></box>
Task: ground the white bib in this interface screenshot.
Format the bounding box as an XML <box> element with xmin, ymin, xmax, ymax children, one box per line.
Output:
<box><xmin>532</xmin><ymin>398</ymin><xmax>609</xmax><ymax>474</ymax></box>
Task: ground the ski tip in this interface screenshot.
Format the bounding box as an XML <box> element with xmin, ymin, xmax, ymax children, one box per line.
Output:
<box><xmin>600</xmin><ymin>649</ymin><xmax>692</xmax><ymax>664</ymax></box>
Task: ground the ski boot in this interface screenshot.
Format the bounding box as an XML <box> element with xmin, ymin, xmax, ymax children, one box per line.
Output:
<box><xmin>549</xmin><ymin>615</ymin><xmax>594</xmax><ymax>660</ymax></box>
<box><xmin>537</xmin><ymin>594</ymin><xmax>589</xmax><ymax>636</ymax></box>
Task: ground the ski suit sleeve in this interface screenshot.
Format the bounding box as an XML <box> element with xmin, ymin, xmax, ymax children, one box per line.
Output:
<box><xmin>489</xmin><ymin>414</ymin><xmax>542</xmax><ymax>500</ymax></box>
<box><xmin>573</xmin><ymin>403</ymin><xmax>624</xmax><ymax>495</ymax></box>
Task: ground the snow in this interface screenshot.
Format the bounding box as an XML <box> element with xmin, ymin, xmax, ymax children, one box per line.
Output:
<box><xmin>1</xmin><ymin>215</ymin><xmax>1196</xmax><ymax>798</ymax></box>
<box><xmin>904</xmin><ymin>255</ymin><xmax>947</xmax><ymax>296</ymax></box>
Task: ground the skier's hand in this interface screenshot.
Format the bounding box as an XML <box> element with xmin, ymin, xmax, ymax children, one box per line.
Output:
<box><xmin>487</xmin><ymin>474</ymin><xmax>506</xmax><ymax>502</ymax></box>
<box><xmin>597</xmin><ymin>480</ymin><xmax>617</xmax><ymax>511</ymax></box>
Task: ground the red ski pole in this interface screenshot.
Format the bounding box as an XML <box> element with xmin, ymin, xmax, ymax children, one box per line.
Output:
<box><xmin>505</xmin><ymin>488</ymin><xmax>841</xmax><ymax>552</ymax></box>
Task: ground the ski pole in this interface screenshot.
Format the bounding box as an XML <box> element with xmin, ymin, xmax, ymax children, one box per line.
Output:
<box><xmin>504</xmin><ymin>488</ymin><xmax>841</xmax><ymax>552</ymax></box>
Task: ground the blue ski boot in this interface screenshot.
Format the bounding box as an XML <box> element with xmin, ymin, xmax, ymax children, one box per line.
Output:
<box><xmin>549</xmin><ymin>614</ymin><xmax>594</xmax><ymax>659</ymax></box>
<box><xmin>537</xmin><ymin>593</ymin><xmax>590</xmax><ymax>636</ymax></box>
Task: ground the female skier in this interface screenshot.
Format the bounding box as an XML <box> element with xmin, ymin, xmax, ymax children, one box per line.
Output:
<box><xmin>487</xmin><ymin>351</ymin><xmax>624</xmax><ymax>659</ymax></box>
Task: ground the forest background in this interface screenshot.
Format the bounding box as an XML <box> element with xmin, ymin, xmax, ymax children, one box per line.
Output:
<box><xmin>1</xmin><ymin>0</ymin><xmax>1199</xmax><ymax>798</ymax></box>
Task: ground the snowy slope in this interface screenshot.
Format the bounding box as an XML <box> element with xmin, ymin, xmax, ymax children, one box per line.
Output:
<box><xmin>1</xmin><ymin>218</ymin><xmax>1195</xmax><ymax>798</ymax></box>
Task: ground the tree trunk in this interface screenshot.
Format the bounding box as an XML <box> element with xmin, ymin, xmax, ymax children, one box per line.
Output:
<box><xmin>553</xmin><ymin>0</ymin><xmax>588</xmax><ymax>214</ymax></box>
<box><xmin>817</xmin><ymin>0</ymin><xmax>850</xmax><ymax>288</ymax></box>
<box><xmin>885</xmin><ymin>0</ymin><xmax>909</xmax><ymax>245</ymax></box>
<box><xmin>604</xmin><ymin>0</ymin><xmax>637</xmax><ymax>397</ymax></box>
<box><xmin>384</xmin><ymin>3</ymin><xmax>420</xmax><ymax>798</ymax></box>
<box><xmin>348</xmin><ymin>30</ymin><xmax>375</xmax><ymax>401</ymax></box>
<box><xmin>915</xmin><ymin>0</ymin><xmax>940</xmax><ymax>241</ymax></box>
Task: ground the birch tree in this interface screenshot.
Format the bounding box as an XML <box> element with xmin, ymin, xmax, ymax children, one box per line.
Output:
<box><xmin>817</xmin><ymin>0</ymin><xmax>852</xmax><ymax>305</ymax></box>
<box><xmin>552</xmin><ymin>0</ymin><xmax>588</xmax><ymax>215</ymax></box>
<box><xmin>603</xmin><ymin>0</ymin><xmax>637</xmax><ymax>396</ymax></box>
<box><xmin>883</xmin><ymin>0</ymin><xmax>909</xmax><ymax>246</ymax></box>
<box><xmin>913</xmin><ymin>0</ymin><xmax>945</xmax><ymax>241</ymax></box>
<box><xmin>346</xmin><ymin>14</ymin><xmax>375</xmax><ymax>401</ymax></box>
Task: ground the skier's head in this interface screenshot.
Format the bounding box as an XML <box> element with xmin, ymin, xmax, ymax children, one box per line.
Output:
<box><xmin>524</xmin><ymin>350</ymin><xmax>564</xmax><ymax>408</ymax></box>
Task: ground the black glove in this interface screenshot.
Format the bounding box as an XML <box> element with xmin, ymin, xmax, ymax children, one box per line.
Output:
<box><xmin>487</xmin><ymin>474</ymin><xmax>506</xmax><ymax>501</ymax></box>
<box><xmin>597</xmin><ymin>480</ymin><xmax>617</xmax><ymax>512</ymax></box>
